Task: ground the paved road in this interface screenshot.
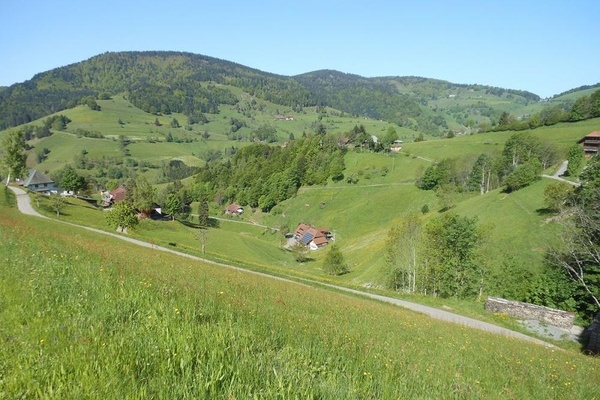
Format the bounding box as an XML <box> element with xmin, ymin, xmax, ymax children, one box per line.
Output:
<box><xmin>554</xmin><ymin>160</ymin><xmax>569</xmax><ymax>177</ymax></box>
<box><xmin>541</xmin><ymin>160</ymin><xmax>580</xmax><ymax>187</ymax></box>
<box><xmin>9</xmin><ymin>186</ymin><xmax>49</xmax><ymax>218</ymax></box>
<box><xmin>6</xmin><ymin>185</ymin><xmax>554</xmax><ymax>348</ymax></box>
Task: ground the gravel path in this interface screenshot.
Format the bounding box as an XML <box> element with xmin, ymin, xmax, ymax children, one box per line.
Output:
<box><xmin>541</xmin><ymin>160</ymin><xmax>580</xmax><ymax>187</ymax></box>
<box><xmin>7</xmin><ymin>186</ymin><xmax>554</xmax><ymax>348</ymax></box>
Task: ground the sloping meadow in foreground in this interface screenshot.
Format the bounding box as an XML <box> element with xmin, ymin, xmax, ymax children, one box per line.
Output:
<box><xmin>0</xmin><ymin>195</ymin><xmax>598</xmax><ymax>398</ymax></box>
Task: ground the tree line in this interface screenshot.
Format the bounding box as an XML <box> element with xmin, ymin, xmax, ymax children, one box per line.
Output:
<box><xmin>406</xmin><ymin>134</ymin><xmax>598</xmax><ymax>322</ymax></box>
<box><xmin>191</xmin><ymin>133</ymin><xmax>346</xmax><ymax>212</ymax></box>
<box><xmin>416</xmin><ymin>131</ymin><xmax>563</xmax><ymax>197</ymax></box>
<box><xmin>493</xmin><ymin>88</ymin><xmax>600</xmax><ymax>132</ymax></box>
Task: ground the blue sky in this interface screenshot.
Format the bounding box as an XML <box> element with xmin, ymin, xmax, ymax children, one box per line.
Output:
<box><xmin>1</xmin><ymin>0</ymin><xmax>598</xmax><ymax>98</ymax></box>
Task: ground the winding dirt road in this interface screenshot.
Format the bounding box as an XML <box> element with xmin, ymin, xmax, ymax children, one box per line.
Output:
<box><xmin>6</xmin><ymin>186</ymin><xmax>554</xmax><ymax>347</ymax></box>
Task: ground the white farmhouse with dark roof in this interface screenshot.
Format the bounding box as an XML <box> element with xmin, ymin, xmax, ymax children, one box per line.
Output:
<box><xmin>23</xmin><ymin>170</ymin><xmax>57</xmax><ymax>193</ymax></box>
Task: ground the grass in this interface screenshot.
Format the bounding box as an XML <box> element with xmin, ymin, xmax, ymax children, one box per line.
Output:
<box><xmin>402</xmin><ymin>117</ymin><xmax>600</xmax><ymax>162</ymax></box>
<box><xmin>4</xmin><ymin>104</ymin><xmax>598</xmax><ymax>345</ymax></box>
<box><xmin>24</xmin><ymin>144</ymin><xmax>568</xmax><ymax>305</ymax></box>
<box><xmin>1</xmin><ymin>190</ymin><xmax>599</xmax><ymax>398</ymax></box>
<box><xmin>5</xmin><ymin>94</ymin><xmax>407</xmax><ymax>177</ymax></box>
<box><xmin>20</xmin><ymin>178</ymin><xmax>580</xmax><ymax>347</ymax></box>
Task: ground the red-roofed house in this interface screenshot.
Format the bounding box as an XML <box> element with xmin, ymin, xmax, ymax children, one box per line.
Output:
<box><xmin>110</xmin><ymin>184</ymin><xmax>127</xmax><ymax>203</ymax></box>
<box><xmin>225</xmin><ymin>203</ymin><xmax>244</xmax><ymax>216</ymax></box>
<box><xmin>294</xmin><ymin>223</ymin><xmax>331</xmax><ymax>250</ymax></box>
<box><xmin>101</xmin><ymin>184</ymin><xmax>126</xmax><ymax>207</ymax></box>
<box><xmin>578</xmin><ymin>131</ymin><xmax>600</xmax><ymax>157</ymax></box>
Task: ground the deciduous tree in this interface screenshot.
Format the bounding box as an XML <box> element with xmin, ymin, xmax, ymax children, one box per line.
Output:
<box><xmin>50</xmin><ymin>193</ymin><xmax>66</xmax><ymax>216</ymax></box>
<box><xmin>197</xmin><ymin>198</ymin><xmax>209</xmax><ymax>227</ymax></box>
<box><xmin>164</xmin><ymin>193</ymin><xmax>181</xmax><ymax>220</ymax></box>
<box><xmin>386</xmin><ymin>215</ymin><xmax>422</xmax><ymax>293</ymax></box>
<box><xmin>323</xmin><ymin>244</ymin><xmax>348</xmax><ymax>276</ymax></box>
<box><xmin>423</xmin><ymin>213</ymin><xmax>485</xmax><ymax>298</ymax></box>
<box><xmin>291</xmin><ymin>241</ymin><xmax>309</xmax><ymax>263</ymax></box>
<box><xmin>566</xmin><ymin>144</ymin><xmax>584</xmax><ymax>177</ymax></box>
<box><xmin>1</xmin><ymin>130</ymin><xmax>27</xmax><ymax>185</ymax></box>
<box><xmin>106</xmin><ymin>201</ymin><xmax>138</xmax><ymax>233</ymax></box>
<box><xmin>467</xmin><ymin>153</ymin><xmax>495</xmax><ymax>194</ymax></box>
<box><xmin>59</xmin><ymin>166</ymin><xmax>86</xmax><ymax>193</ymax></box>
<box><xmin>547</xmin><ymin>154</ymin><xmax>600</xmax><ymax>321</ymax></box>
<box><xmin>503</xmin><ymin>159</ymin><xmax>542</xmax><ymax>192</ymax></box>
<box><xmin>127</xmin><ymin>176</ymin><xmax>155</xmax><ymax>216</ymax></box>
<box><xmin>544</xmin><ymin>181</ymin><xmax>573</xmax><ymax>212</ymax></box>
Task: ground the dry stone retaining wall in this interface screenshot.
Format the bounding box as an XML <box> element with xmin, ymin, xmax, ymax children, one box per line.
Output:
<box><xmin>484</xmin><ymin>296</ymin><xmax>575</xmax><ymax>329</ymax></box>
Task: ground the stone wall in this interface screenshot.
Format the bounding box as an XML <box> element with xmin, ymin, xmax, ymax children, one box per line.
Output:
<box><xmin>484</xmin><ymin>296</ymin><xmax>575</xmax><ymax>329</ymax></box>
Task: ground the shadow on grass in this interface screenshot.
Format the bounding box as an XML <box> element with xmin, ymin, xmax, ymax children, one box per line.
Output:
<box><xmin>535</xmin><ymin>207</ymin><xmax>557</xmax><ymax>216</ymax></box>
<box><xmin>293</xmin><ymin>257</ymin><xmax>316</xmax><ymax>264</ymax></box>
<box><xmin>177</xmin><ymin>218</ymin><xmax>219</xmax><ymax>229</ymax></box>
<box><xmin>578</xmin><ymin>313</ymin><xmax>600</xmax><ymax>356</ymax></box>
<box><xmin>3</xmin><ymin>186</ymin><xmax>16</xmax><ymax>207</ymax></box>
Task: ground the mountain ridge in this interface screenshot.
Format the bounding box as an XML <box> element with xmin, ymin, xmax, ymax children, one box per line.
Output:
<box><xmin>0</xmin><ymin>50</ymin><xmax>592</xmax><ymax>133</ymax></box>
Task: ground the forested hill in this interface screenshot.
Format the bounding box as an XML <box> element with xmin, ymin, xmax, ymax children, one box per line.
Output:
<box><xmin>294</xmin><ymin>70</ymin><xmax>423</xmax><ymax>127</ymax></box>
<box><xmin>0</xmin><ymin>50</ymin><xmax>546</xmax><ymax>133</ymax></box>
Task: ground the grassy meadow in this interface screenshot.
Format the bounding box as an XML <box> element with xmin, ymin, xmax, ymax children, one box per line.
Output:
<box><xmin>5</xmin><ymin>94</ymin><xmax>408</xmax><ymax>178</ymax></box>
<box><xmin>2</xmin><ymin>95</ymin><xmax>599</xmax><ymax>333</ymax></box>
<box><xmin>1</xmin><ymin>189</ymin><xmax>599</xmax><ymax>398</ymax></box>
<box><xmin>402</xmin><ymin>117</ymin><xmax>600</xmax><ymax>163</ymax></box>
<box><xmin>24</xmin><ymin>165</ymin><xmax>578</xmax><ymax>338</ymax></box>
<box><xmin>25</xmin><ymin>128</ymin><xmax>575</xmax><ymax>302</ymax></box>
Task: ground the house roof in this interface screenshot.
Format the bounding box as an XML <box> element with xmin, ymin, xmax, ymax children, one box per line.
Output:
<box><xmin>226</xmin><ymin>203</ymin><xmax>243</xmax><ymax>213</ymax></box>
<box><xmin>110</xmin><ymin>184</ymin><xmax>126</xmax><ymax>202</ymax></box>
<box><xmin>295</xmin><ymin>224</ymin><xmax>330</xmax><ymax>247</ymax></box>
<box><xmin>295</xmin><ymin>223</ymin><xmax>311</xmax><ymax>236</ymax></box>
<box><xmin>578</xmin><ymin>131</ymin><xmax>600</xmax><ymax>142</ymax></box>
<box><xmin>312</xmin><ymin>236</ymin><xmax>329</xmax><ymax>246</ymax></box>
<box><xmin>24</xmin><ymin>170</ymin><xmax>54</xmax><ymax>187</ymax></box>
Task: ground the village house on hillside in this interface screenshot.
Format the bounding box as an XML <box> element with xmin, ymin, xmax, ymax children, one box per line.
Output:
<box><xmin>23</xmin><ymin>169</ymin><xmax>57</xmax><ymax>194</ymax></box>
<box><xmin>224</xmin><ymin>203</ymin><xmax>243</xmax><ymax>216</ymax></box>
<box><xmin>274</xmin><ymin>114</ymin><xmax>295</xmax><ymax>121</ymax></box>
<box><xmin>390</xmin><ymin>139</ymin><xmax>403</xmax><ymax>152</ymax></box>
<box><xmin>578</xmin><ymin>131</ymin><xmax>600</xmax><ymax>157</ymax></box>
<box><xmin>101</xmin><ymin>184</ymin><xmax>163</xmax><ymax>217</ymax></box>
<box><xmin>294</xmin><ymin>223</ymin><xmax>332</xmax><ymax>250</ymax></box>
<box><xmin>101</xmin><ymin>184</ymin><xmax>127</xmax><ymax>206</ymax></box>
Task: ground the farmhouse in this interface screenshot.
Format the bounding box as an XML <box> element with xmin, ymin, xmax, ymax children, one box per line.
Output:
<box><xmin>578</xmin><ymin>131</ymin><xmax>600</xmax><ymax>157</ymax></box>
<box><xmin>101</xmin><ymin>184</ymin><xmax>127</xmax><ymax>206</ymax></box>
<box><xmin>23</xmin><ymin>169</ymin><xmax>57</xmax><ymax>193</ymax></box>
<box><xmin>391</xmin><ymin>139</ymin><xmax>403</xmax><ymax>152</ymax></box>
<box><xmin>225</xmin><ymin>203</ymin><xmax>243</xmax><ymax>216</ymax></box>
<box><xmin>294</xmin><ymin>223</ymin><xmax>332</xmax><ymax>250</ymax></box>
<box><xmin>275</xmin><ymin>114</ymin><xmax>295</xmax><ymax>121</ymax></box>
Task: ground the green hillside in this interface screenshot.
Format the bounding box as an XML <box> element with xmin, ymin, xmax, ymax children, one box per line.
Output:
<box><xmin>0</xmin><ymin>51</ymin><xmax>552</xmax><ymax>136</ymax></box>
<box><xmin>3</xmin><ymin>92</ymin><xmax>598</xmax><ymax>308</ymax></box>
<box><xmin>1</xmin><ymin>52</ymin><xmax>599</xmax><ymax>327</ymax></box>
<box><xmin>1</xmin><ymin>50</ymin><xmax>600</xmax><ymax>398</ymax></box>
<box><xmin>3</xmin><ymin>95</ymin><xmax>409</xmax><ymax>184</ymax></box>
<box><xmin>1</xmin><ymin>191</ymin><xmax>599</xmax><ymax>398</ymax></box>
